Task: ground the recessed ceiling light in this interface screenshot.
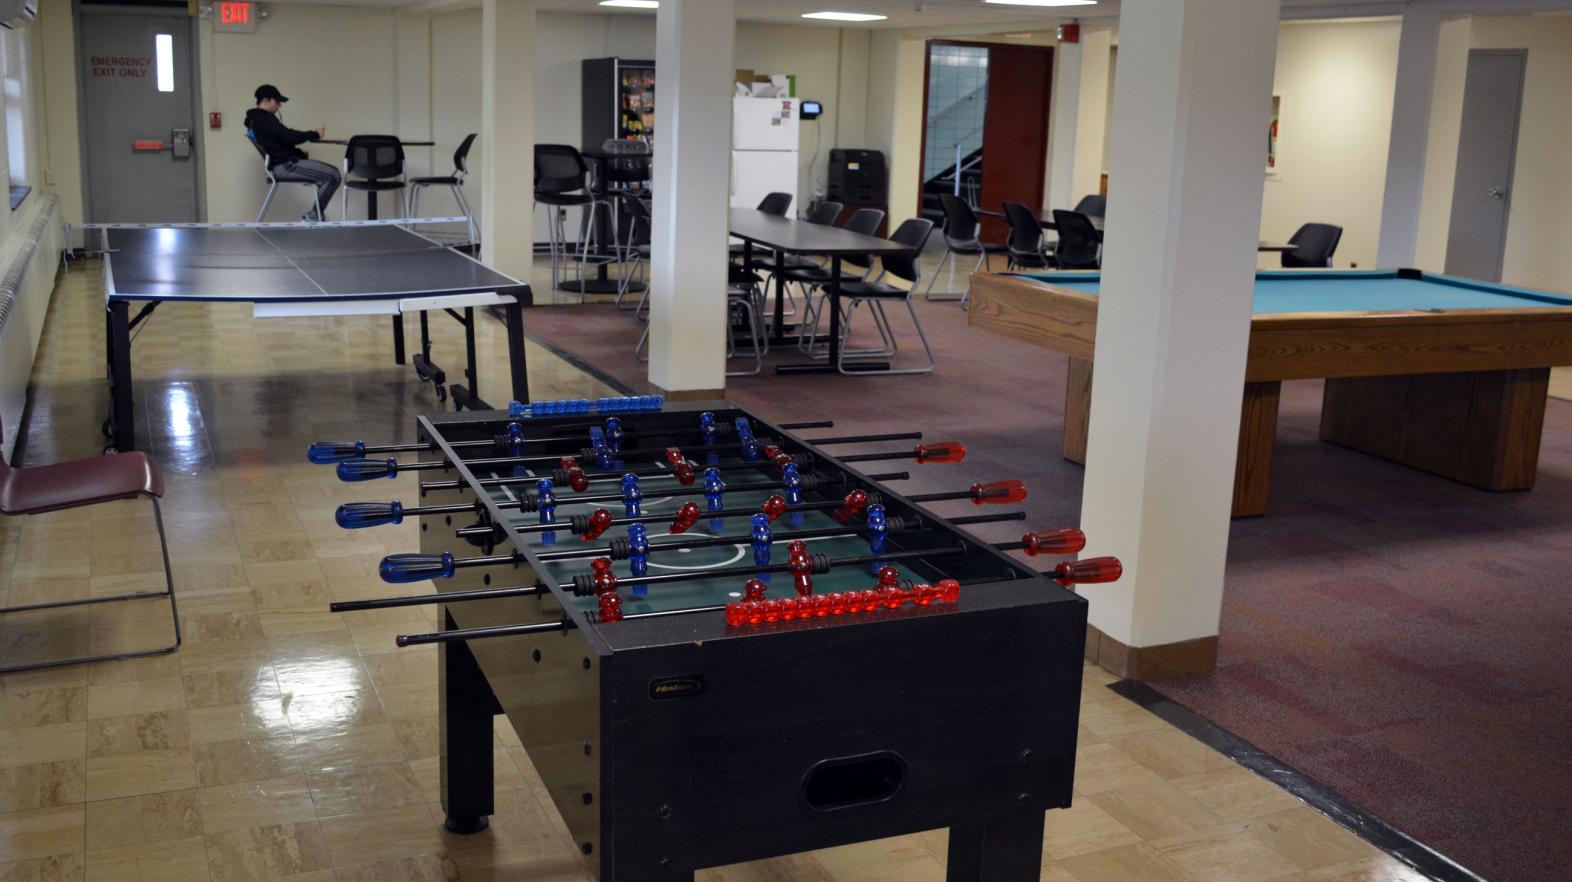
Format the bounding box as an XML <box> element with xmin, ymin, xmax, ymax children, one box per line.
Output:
<box><xmin>801</xmin><ymin>11</ymin><xmax>888</xmax><ymax>21</ymax></box>
<box><xmin>600</xmin><ymin>0</ymin><xmax>658</xmax><ymax>8</ymax></box>
<box><xmin>983</xmin><ymin>0</ymin><xmax>1096</xmax><ymax>6</ymax></box>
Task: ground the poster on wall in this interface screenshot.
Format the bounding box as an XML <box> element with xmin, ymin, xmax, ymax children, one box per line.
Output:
<box><xmin>1267</xmin><ymin>95</ymin><xmax>1281</xmax><ymax>173</ymax></box>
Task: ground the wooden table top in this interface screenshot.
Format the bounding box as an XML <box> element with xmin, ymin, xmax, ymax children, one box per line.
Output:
<box><xmin>728</xmin><ymin>208</ymin><xmax>907</xmax><ymax>256</ymax></box>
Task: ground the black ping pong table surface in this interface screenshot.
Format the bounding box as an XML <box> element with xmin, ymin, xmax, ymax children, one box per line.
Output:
<box><xmin>89</xmin><ymin>221</ymin><xmax>532</xmax><ymax>453</ymax></box>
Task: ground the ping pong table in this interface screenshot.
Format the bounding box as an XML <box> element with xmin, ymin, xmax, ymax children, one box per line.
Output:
<box><xmin>87</xmin><ymin>219</ymin><xmax>531</xmax><ymax>453</ymax></box>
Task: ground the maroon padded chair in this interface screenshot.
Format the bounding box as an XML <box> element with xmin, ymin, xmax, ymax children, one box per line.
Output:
<box><xmin>0</xmin><ymin>415</ymin><xmax>180</xmax><ymax>673</ymax></box>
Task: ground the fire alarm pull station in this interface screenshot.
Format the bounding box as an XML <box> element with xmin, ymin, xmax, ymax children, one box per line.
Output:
<box><xmin>210</xmin><ymin>112</ymin><xmax>223</xmax><ymax>129</ymax></box>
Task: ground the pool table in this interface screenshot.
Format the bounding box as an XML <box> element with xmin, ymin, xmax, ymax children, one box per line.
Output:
<box><xmin>968</xmin><ymin>269</ymin><xmax>1572</xmax><ymax>517</ymax></box>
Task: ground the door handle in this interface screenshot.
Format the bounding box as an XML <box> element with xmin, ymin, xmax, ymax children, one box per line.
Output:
<box><xmin>1488</xmin><ymin>185</ymin><xmax>1506</xmax><ymax>200</ymax></box>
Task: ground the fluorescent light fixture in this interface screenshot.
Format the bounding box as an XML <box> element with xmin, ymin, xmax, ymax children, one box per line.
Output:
<box><xmin>984</xmin><ymin>0</ymin><xmax>1096</xmax><ymax>6</ymax></box>
<box><xmin>801</xmin><ymin>11</ymin><xmax>887</xmax><ymax>21</ymax></box>
<box><xmin>599</xmin><ymin>0</ymin><xmax>658</xmax><ymax>7</ymax></box>
<box><xmin>155</xmin><ymin>33</ymin><xmax>174</xmax><ymax>92</ymax></box>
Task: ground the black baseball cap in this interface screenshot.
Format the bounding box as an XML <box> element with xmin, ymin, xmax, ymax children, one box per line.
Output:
<box><xmin>254</xmin><ymin>84</ymin><xmax>289</xmax><ymax>103</ymax></box>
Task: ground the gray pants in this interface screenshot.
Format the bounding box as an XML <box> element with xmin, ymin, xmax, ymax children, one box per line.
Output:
<box><xmin>273</xmin><ymin>158</ymin><xmax>341</xmax><ymax>217</ymax></box>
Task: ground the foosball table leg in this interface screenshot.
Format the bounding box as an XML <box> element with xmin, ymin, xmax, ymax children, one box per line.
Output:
<box><xmin>945</xmin><ymin>810</ymin><xmax>1046</xmax><ymax>881</ymax></box>
<box><xmin>439</xmin><ymin>613</ymin><xmax>499</xmax><ymax>834</ymax></box>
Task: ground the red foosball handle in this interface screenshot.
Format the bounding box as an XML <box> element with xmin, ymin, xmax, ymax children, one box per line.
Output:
<box><xmin>1023</xmin><ymin>528</ymin><xmax>1086</xmax><ymax>555</ymax></box>
<box><xmin>1053</xmin><ymin>556</ymin><xmax>1123</xmax><ymax>587</ymax></box>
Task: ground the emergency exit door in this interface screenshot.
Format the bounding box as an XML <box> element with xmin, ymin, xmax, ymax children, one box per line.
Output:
<box><xmin>79</xmin><ymin>9</ymin><xmax>202</xmax><ymax>222</ymax></box>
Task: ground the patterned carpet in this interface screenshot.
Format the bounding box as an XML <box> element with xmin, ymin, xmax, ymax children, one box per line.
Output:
<box><xmin>523</xmin><ymin>294</ymin><xmax>1572</xmax><ymax>882</ymax></box>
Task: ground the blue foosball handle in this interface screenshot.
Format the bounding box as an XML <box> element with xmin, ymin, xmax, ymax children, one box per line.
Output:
<box><xmin>336</xmin><ymin>502</ymin><xmax>403</xmax><ymax>529</ymax></box>
<box><xmin>337</xmin><ymin>458</ymin><xmax>399</xmax><ymax>482</ymax></box>
<box><xmin>308</xmin><ymin>440</ymin><xmax>366</xmax><ymax>464</ymax></box>
<box><xmin>380</xmin><ymin>552</ymin><xmax>455</xmax><ymax>583</ymax></box>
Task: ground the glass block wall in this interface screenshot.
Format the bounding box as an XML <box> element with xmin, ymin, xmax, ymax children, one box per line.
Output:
<box><xmin>922</xmin><ymin>44</ymin><xmax>990</xmax><ymax>185</ymax></box>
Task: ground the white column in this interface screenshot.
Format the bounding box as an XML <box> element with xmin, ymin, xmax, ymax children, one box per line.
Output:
<box><xmin>1376</xmin><ymin>9</ymin><xmax>1442</xmax><ymax>269</ymax></box>
<box><xmin>1079</xmin><ymin>0</ymin><xmax>1280</xmax><ymax>664</ymax></box>
<box><xmin>480</xmin><ymin>0</ymin><xmax>535</xmax><ymax>279</ymax></box>
<box><xmin>647</xmin><ymin>0</ymin><xmax>733</xmax><ymax>396</ymax></box>
<box><xmin>1045</xmin><ymin>36</ymin><xmax>1081</xmax><ymax>211</ymax></box>
<box><xmin>1069</xmin><ymin>28</ymin><xmax>1112</xmax><ymax>209</ymax></box>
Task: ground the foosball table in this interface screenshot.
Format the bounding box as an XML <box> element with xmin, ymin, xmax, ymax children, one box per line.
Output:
<box><xmin>310</xmin><ymin>397</ymin><xmax>1121</xmax><ymax>881</ymax></box>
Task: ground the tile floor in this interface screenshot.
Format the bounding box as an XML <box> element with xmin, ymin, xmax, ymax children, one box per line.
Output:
<box><xmin>0</xmin><ymin>258</ymin><xmax>1432</xmax><ymax>881</ymax></box>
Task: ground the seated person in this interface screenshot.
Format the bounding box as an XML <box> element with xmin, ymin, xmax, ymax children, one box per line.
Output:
<box><xmin>245</xmin><ymin>84</ymin><xmax>338</xmax><ymax>221</ymax></box>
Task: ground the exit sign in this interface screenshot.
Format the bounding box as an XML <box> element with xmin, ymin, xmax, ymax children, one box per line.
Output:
<box><xmin>214</xmin><ymin>1</ymin><xmax>257</xmax><ymax>33</ymax></box>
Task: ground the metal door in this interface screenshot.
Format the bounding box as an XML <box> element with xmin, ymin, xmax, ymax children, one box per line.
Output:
<box><xmin>1443</xmin><ymin>50</ymin><xmax>1526</xmax><ymax>281</ymax></box>
<box><xmin>79</xmin><ymin>10</ymin><xmax>201</xmax><ymax>222</ymax></box>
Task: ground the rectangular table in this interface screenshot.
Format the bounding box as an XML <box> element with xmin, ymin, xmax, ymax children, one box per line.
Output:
<box><xmin>94</xmin><ymin>220</ymin><xmax>531</xmax><ymax>453</ymax></box>
<box><xmin>727</xmin><ymin>208</ymin><xmax>911</xmax><ymax>374</ymax></box>
<box><xmin>974</xmin><ymin>208</ymin><xmax>1293</xmax><ymax>252</ymax></box>
<box><xmin>968</xmin><ymin>269</ymin><xmax>1572</xmax><ymax>516</ymax></box>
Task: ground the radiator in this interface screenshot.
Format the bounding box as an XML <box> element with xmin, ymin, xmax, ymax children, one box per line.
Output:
<box><xmin>0</xmin><ymin>193</ymin><xmax>63</xmax><ymax>462</ymax></box>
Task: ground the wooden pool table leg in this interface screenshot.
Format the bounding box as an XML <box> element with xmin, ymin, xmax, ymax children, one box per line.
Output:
<box><xmin>1061</xmin><ymin>358</ymin><xmax>1280</xmax><ymax>518</ymax></box>
<box><xmin>1320</xmin><ymin>368</ymin><xmax>1549</xmax><ymax>491</ymax></box>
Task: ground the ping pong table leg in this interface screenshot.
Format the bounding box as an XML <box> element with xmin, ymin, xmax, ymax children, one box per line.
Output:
<box><xmin>504</xmin><ymin>300</ymin><xmax>528</xmax><ymax>405</ymax></box>
<box><xmin>463</xmin><ymin>307</ymin><xmax>478</xmax><ymax>403</ymax></box>
<box><xmin>107</xmin><ymin>301</ymin><xmax>137</xmax><ymax>453</ymax></box>
<box><xmin>392</xmin><ymin>315</ymin><xmax>406</xmax><ymax>365</ymax></box>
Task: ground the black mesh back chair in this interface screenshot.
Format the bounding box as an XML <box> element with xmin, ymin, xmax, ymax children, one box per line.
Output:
<box><xmin>837</xmin><ymin>218</ymin><xmax>939</xmax><ymax>375</ymax></box>
<box><xmin>757</xmin><ymin>192</ymin><xmax>793</xmax><ymax>216</ymax></box>
<box><xmin>1281</xmin><ymin>223</ymin><xmax>1343</xmax><ymax>268</ymax></box>
<box><xmin>805</xmin><ymin>201</ymin><xmax>844</xmax><ymax>226</ymax></box>
<box><xmin>407</xmin><ymin>133</ymin><xmax>477</xmax><ymax>243</ymax></box>
<box><xmin>534</xmin><ymin>144</ymin><xmax>605</xmax><ymax>293</ymax></box>
<box><xmin>615</xmin><ymin>191</ymin><xmax>653</xmax><ymax>309</ymax></box>
<box><xmin>1073</xmin><ymin>194</ymin><xmax>1107</xmax><ymax>218</ymax></box>
<box><xmin>1051</xmin><ymin>210</ymin><xmax>1101</xmax><ymax>270</ymax></box>
<box><xmin>341</xmin><ymin>135</ymin><xmax>407</xmax><ymax>221</ymax></box>
<box><xmin>786</xmin><ymin>207</ymin><xmax>886</xmax><ymax>355</ymax></box>
<box><xmin>1003</xmin><ymin>201</ymin><xmax>1053</xmax><ymax>270</ymax></box>
<box><xmin>600</xmin><ymin>138</ymin><xmax>652</xmax><ymax>191</ymax></box>
<box><xmin>924</xmin><ymin>194</ymin><xmax>1007</xmax><ymax>305</ymax></box>
<box><xmin>247</xmin><ymin>130</ymin><xmax>316</xmax><ymax>222</ymax></box>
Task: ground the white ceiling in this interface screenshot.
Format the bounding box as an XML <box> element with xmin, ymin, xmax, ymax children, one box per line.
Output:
<box><xmin>271</xmin><ymin>0</ymin><xmax>1572</xmax><ymax>32</ymax></box>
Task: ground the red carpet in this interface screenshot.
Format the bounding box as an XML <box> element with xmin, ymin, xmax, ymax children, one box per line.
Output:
<box><xmin>524</xmin><ymin>297</ymin><xmax>1572</xmax><ymax>882</ymax></box>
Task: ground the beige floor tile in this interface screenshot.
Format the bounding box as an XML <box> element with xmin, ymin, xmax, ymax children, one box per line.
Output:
<box><xmin>83</xmin><ymin>834</ymin><xmax>209</xmax><ymax>882</ymax></box>
<box><xmin>0</xmin><ymin>852</ymin><xmax>86</xmax><ymax>882</ymax></box>
<box><xmin>1151</xmin><ymin>821</ymin><xmax>1305</xmax><ymax>882</ymax></box>
<box><xmin>812</xmin><ymin>838</ymin><xmax>947</xmax><ymax>882</ymax></box>
<box><xmin>1244</xmin><ymin>809</ymin><xmax>1382</xmax><ymax>873</ymax></box>
<box><xmin>0</xmin><ymin>687</ymin><xmax>88</xmax><ymax>729</ymax></box>
<box><xmin>85</xmin><ymin>653</ymin><xmax>182</xmax><ymax>687</ymax></box>
<box><xmin>82</xmin><ymin>789</ymin><xmax>203</xmax><ymax>852</ymax></box>
<box><xmin>391</xmin><ymin>717</ymin><xmax>440</xmax><ymax>760</ymax></box>
<box><xmin>290</xmin><ymin>722</ymin><xmax>407</xmax><ymax>775</ymax></box>
<box><xmin>1070</xmin><ymin>742</ymin><xmax>1164</xmax><ymax>795</ymax></box>
<box><xmin>181</xmin><ymin>665</ymin><xmax>281</xmax><ymax>710</ymax></box>
<box><xmin>85</xmin><ymin>710</ymin><xmax>190</xmax><ymax>757</ymax></box>
<box><xmin>203</xmin><ymin>820</ymin><xmax>333</xmax><ymax>882</ymax></box>
<box><xmin>186</xmin><ymin>699</ymin><xmax>292</xmax><ymax>746</ymax></box>
<box><xmin>448</xmin><ymin>847</ymin><xmax>592</xmax><ymax>882</ymax></box>
<box><xmin>0</xmin><ymin>805</ymin><xmax>84</xmax><ymax>863</ymax></box>
<box><xmin>1169</xmin><ymin>767</ymin><xmax>1304</xmax><ymax>824</ymax></box>
<box><xmin>1087</xmin><ymin>781</ymin><xmax>1225</xmax><ymax>841</ymax></box>
<box><xmin>198</xmin><ymin>774</ymin><xmax>319</xmax><ymax>835</ymax></box>
<box><xmin>1057</xmin><ymin>842</ymin><xmax>1197</xmax><ymax>882</ymax></box>
<box><xmin>0</xmin><ymin>723</ymin><xmax>87</xmax><ymax>769</ymax></box>
<box><xmin>84</xmin><ymin>677</ymin><xmax>185</xmax><ymax>719</ymax></box>
<box><xmin>332</xmin><ymin>853</ymin><xmax>462</xmax><ymax>882</ymax></box>
<box><xmin>1304</xmin><ymin>856</ymin><xmax>1434</xmax><ymax>881</ymax></box>
<box><xmin>0</xmin><ymin>761</ymin><xmax>86</xmax><ymax>814</ymax></box>
<box><xmin>1043</xmin><ymin>797</ymin><xmax>1144</xmax><ymax>861</ymax></box>
<box><xmin>1108</xmin><ymin>727</ymin><xmax>1236</xmax><ymax>780</ymax></box>
<box><xmin>192</xmin><ymin>734</ymin><xmax>301</xmax><ymax>787</ymax></box>
<box><xmin>699</xmin><ymin>853</ymin><xmax>835</xmax><ymax>881</ymax></box>
<box><xmin>317</xmin><ymin>804</ymin><xmax>444</xmax><ymax>865</ymax></box>
<box><xmin>83</xmin><ymin>747</ymin><xmax>197</xmax><ymax>801</ymax></box>
<box><xmin>307</xmin><ymin>761</ymin><xmax>425</xmax><ymax>819</ymax></box>
<box><xmin>1076</xmin><ymin>697</ymin><xmax>1169</xmax><ymax>740</ymax></box>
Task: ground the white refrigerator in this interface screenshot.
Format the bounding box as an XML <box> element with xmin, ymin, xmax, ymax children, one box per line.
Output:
<box><xmin>731</xmin><ymin>97</ymin><xmax>801</xmax><ymax>213</ymax></box>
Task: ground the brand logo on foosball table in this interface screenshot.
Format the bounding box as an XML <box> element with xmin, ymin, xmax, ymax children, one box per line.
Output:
<box><xmin>649</xmin><ymin>675</ymin><xmax>707</xmax><ymax>701</ymax></box>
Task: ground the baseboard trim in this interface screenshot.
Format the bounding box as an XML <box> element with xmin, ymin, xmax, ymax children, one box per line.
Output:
<box><xmin>1084</xmin><ymin>624</ymin><xmax>1218</xmax><ymax>679</ymax></box>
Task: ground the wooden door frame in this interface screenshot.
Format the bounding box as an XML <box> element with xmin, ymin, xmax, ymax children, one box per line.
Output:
<box><xmin>917</xmin><ymin>39</ymin><xmax>1055</xmax><ymax>221</ymax></box>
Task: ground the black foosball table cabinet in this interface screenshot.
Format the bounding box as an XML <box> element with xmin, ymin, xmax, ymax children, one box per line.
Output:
<box><xmin>325</xmin><ymin>400</ymin><xmax>1098</xmax><ymax>882</ymax></box>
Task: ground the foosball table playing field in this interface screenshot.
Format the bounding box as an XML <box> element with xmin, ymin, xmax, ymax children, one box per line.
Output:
<box><xmin>309</xmin><ymin>397</ymin><xmax>1122</xmax><ymax>881</ymax></box>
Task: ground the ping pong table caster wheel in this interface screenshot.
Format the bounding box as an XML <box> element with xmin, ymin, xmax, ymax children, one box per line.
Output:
<box><xmin>103</xmin><ymin>445</ymin><xmax>118</xmax><ymax>456</ymax></box>
<box><xmin>435</xmin><ymin>385</ymin><xmax>448</xmax><ymax>404</ymax></box>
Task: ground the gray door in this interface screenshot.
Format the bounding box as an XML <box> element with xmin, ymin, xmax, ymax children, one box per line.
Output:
<box><xmin>1443</xmin><ymin>50</ymin><xmax>1526</xmax><ymax>281</ymax></box>
<box><xmin>79</xmin><ymin>10</ymin><xmax>201</xmax><ymax>222</ymax></box>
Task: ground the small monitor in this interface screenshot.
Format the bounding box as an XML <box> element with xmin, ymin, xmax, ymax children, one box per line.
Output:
<box><xmin>801</xmin><ymin>100</ymin><xmax>823</xmax><ymax>120</ymax></box>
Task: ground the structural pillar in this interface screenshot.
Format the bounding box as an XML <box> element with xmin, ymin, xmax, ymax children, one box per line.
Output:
<box><xmin>1079</xmin><ymin>0</ymin><xmax>1281</xmax><ymax>679</ymax></box>
<box><xmin>647</xmin><ymin>0</ymin><xmax>734</xmax><ymax>398</ymax></box>
<box><xmin>480</xmin><ymin>0</ymin><xmax>535</xmax><ymax>280</ymax></box>
<box><xmin>1376</xmin><ymin>9</ymin><xmax>1442</xmax><ymax>268</ymax></box>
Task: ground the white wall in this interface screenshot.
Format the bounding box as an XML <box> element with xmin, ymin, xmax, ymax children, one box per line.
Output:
<box><xmin>36</xmin><ymin>0</ymin><xmax>83</xmax><ymax>227</ymax></box>
<box><xmin>1259</xmin><ymin>19</ymin><xmax>1401</xmax><ymax>269</ymax></box>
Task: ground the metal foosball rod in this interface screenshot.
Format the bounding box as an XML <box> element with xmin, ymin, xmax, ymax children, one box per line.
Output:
<box><xmin>418</xmin><ymin>468</ymin><xmax>910</xmax><ymax>499</ymax></box>
<box><xmin>336</xmin><ymin>471</ymin><xmax>912</xmax><ymax>529</ymax></box>
<box><xmin>335</xmin><ymin>526</ymin><xmax>1094</xmax><ymax>617</ymax></box>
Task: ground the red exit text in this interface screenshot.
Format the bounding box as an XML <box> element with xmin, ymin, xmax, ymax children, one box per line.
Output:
<box><xmin>91</xmin><ymin>56</ymin><xmax>151</xmax><ymax>79</ymax></box>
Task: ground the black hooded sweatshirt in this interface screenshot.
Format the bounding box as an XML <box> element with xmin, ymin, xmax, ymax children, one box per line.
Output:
<box><xmin>244</xmin><ymin>107</ymin><xmax>320</xmax><ymax>168</ymax></box>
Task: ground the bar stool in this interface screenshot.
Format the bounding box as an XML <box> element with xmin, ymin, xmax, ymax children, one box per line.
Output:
<box><xmin>407</xmin><ymin>133</ymin><xmax>477</xmax><ymax>244</ymax></box>
<box><xmin>534</xmin><ymin>144</ymin><xmax>605</xmax><ymax>296</ymax></box>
